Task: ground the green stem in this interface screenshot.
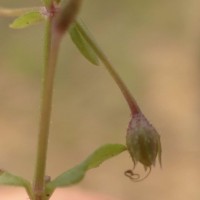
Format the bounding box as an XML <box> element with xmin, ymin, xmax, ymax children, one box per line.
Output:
<box><xmin>75</xmin><ymin>21</ymin><xmax>141</xmax><ymax>116</ymax></box>
<box><xmin>33</xmin><ymin>1</ymin><xmax>82</xmax><ymax>199</ymax></box>
<box><xmin>24</xmin><ymin>182</ymin><xmax>34</xmax><ymax>200</ymax></box>
<box><xmin>33</xmin><ymin>16</ymin><xmax>61</xmax><ymax>200</ymax></box>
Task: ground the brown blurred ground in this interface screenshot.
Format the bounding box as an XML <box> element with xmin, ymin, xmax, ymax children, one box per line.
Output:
<box><xmin>0</xmin><ymin>186</ymin><xmax>121</xmax><ymax>200</ymax></box>
<box><xmin>0</xmin><ymin>0</ymin><xmax>200</xmax><ymax>200</ymax></box>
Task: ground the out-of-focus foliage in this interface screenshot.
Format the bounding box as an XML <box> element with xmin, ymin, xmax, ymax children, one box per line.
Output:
<box><xmin>69</xmin><ymin>22</ymin><xmax>100</xmax><ymax>66</ymax></box>
<box><xmin>10</xmin><ymin>11</ymin><xmax>45</xmax><ymax>29</ymax></box>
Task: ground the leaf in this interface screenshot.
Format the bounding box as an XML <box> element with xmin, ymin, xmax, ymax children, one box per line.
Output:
<box><xmin>0</xmin><ymin>170</ymin><xmax>29</xmax><ymax>187</ymax></box>
<box><xmin>0</xmin><ymin>170</ymin><xmax>32</xmax><ymax>198</ymax></box>
<box><xmin>10</xmin><ymin>11</ymin><xmax>45</xmax><ymax>29</ymax></box>
<box><xmin>69</xmin><ymin>23</ymin><xmax>99</xmax><ymax>66</ymax></box>
<box><xmin>84</xmin><ymin>143</ymin><xmax>127</xmax><ymax>169</ymax></box>
<box><xmin>46</xmin><ymin>144</ymin><xmax>126</xmax><ymax>195</ymax></box>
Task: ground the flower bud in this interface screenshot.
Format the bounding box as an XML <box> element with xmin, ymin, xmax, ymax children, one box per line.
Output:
<box><xmin>125</xmin><ymin>113</ymin><xmax>161</xmax><ymax>180</ymax></box>
<box><xmin>54</xmin><ymin>0</ymin><xmax>82</xmax><ymax>35</ymax></box>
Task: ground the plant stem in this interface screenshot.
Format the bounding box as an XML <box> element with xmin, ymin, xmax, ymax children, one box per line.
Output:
<box><xmin>76</xmin><ymin>21</ymin><xmax>141</xmax><ymax>116</ymax></box>
<box><xmin>33</xmin><ymin>14</ymin><xmax>61</xmax><ymax>200</ymax></box>
<box><xmin>33</xmin><ymin>1</ymin><xmax>82</xmax><ymax>199</ymax></box>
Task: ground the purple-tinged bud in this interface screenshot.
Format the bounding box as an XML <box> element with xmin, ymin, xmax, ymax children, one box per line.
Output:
<box><xmin>54</xmin><ymin>0</ymin><xmax>82</xmax><ymax>35</ymax></box>
<box><xmin>125</xmin><ymin>112</ymin><xmax>162</xmax><ymax>181</ymax></box>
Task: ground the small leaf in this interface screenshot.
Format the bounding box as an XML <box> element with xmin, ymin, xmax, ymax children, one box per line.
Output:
<box><xmin>10</xmin><ymin>11</ymin><xmax>45</xmax><ymax>29</ymax></box>
<box><xmin>47</xmin><ymin>164</ymin><xmax>86</xmax><ymax>190</ymax></box>
<box><xmin>0</xmin><ymin>170</ymin><xmax>32</xmax><ymax>198</ymax></box>
<box><xmin>84</xmin><ymin>143</ymin><xmax>127</xmax><ymax>169</ymax></box>
<box><xmin>69</xmin><ymin>23</ymin><xmax>99</xmax><ymax>65</ymax></box>
<box><xmin>0</xmin><ymin>169</ymin><xmax>29</xmax><ymax>187</ymax></box>
<box><xmin>46</xmin><ymin>144</ymin><xmax>126</xmax><ymax>195</ymax></box>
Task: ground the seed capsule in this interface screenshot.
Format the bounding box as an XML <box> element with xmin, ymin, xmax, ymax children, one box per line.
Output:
<box><xmin>125</xmin><ymin>113</ymin><xmax>161</xmax><ymax>181</ymax></box>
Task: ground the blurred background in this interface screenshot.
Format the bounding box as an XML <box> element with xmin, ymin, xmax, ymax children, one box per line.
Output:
<box><xmin>0</xmin><ymin>0</ymin><xmax>200</xmax><ymax>199</ymax></box>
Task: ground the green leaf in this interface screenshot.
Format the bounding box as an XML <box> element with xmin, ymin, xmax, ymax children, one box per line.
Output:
<box><xmin>10</xmin><ymin>11</ymin><xmax>45</xmax><ymax>29</ymax></box>
<box><xmin>0</xmin><ymin>170</ymin><xmax>32</xmax><ymax>198</ymax></box>
<box><xmin>0</xmin><ymin>170</ymin><xmax>29</xmax><ymax>187</ymax></box>
<box><xmin>46</xmin><ymin>144</ymin><xmax>126</xmax><ymax>195</ymax></box>
<box><xmin>84</xmin><ymin>143</ymin><xmax>127</xmax><ymax>169</ymax></box>
<box><xmin>69</xmin><ymin>23</ymin><xmax>100</xmax><ymax>66</ymax></box>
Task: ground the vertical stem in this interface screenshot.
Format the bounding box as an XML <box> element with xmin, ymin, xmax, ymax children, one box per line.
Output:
<box><xmin>33</xmin><ymin>1</ymin><xmax>82</xmax><ymax>199</ymax></box>
<box><xmin>33</xmin><ymin>16</ymin><xmax>61</xmax><ymax>200</ymax></box>
<box><xmin>76</xmin><ymin>22</ymin><xmax>141</xmax><ymax>116</ymax></box>
<box><xmin>33</xmin><ymin>18</ymin><xmax>52</xmax><ymax>200</ymax></box>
